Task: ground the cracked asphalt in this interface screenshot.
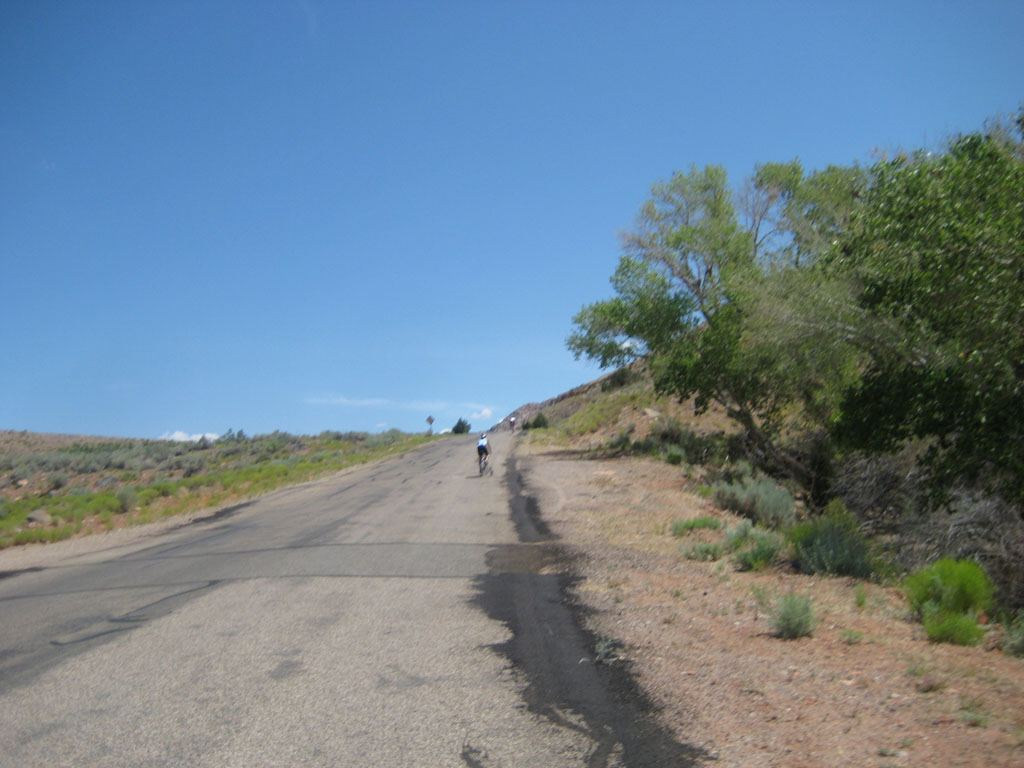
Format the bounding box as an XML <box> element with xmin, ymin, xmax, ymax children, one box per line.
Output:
<box><xmin>0</xmin><ymin>433</ymin><xmax>698</xmax><ymax>767</ymax></box>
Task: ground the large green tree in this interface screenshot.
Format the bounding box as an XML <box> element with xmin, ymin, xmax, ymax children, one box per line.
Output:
<box><xmin>568</xmin><ymin>164</ymin><xmax>821</xmax><ymax>479</ymax></box>
<box><xmin>826</xmin><ymin>119</ymin><xmax>1024</xmax><ymax>504</ymax></box>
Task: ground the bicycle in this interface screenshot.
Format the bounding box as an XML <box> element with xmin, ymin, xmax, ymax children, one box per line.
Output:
<box><xmin>478</xmin><ymin>453</ymin><xmax>489</xmax><ymax>476</ymax></box>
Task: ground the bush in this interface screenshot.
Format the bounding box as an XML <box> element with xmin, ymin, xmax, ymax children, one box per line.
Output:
<box><xmin>772</xmin><ymin>593</ymin><xmax>815</xmax><ymax>639</ymax></box>
<box><xmin>671</xmin><ymin>517</ymin><xmax>722</xmax><ymax>536</ymax></box>
<box><xmin>713</xmin><ymin>475</ymin><xmax>795</xmax><ymax>529</ymax></box>
<box><xmin>734</xmin><ymin>530</ymin><xmax>784</xmax><ymax>571</ymax></box>
<box><xmin>116</xmin><ymin>487</ymin><xmax>137</xmax><ymax>513</ymax></box>
<box><xmin>902</xmin><ymin>558</ymin><xmax>995</xmax><ymax>619</ymax></box>
<box><xmin>601</xmin><ymin>366</ymin><xmax>641</xmax><ymax>391</ymax></box>
<box><xmin>87</xmin><ymin>493</ymin><xmax>121</xmax><ymax>516</ymax></box>
<box><xmin>903</xmin><ymin>558</ymin><xmax>995</xmax><ymax>646</ymax></box>
<box><xmin>529</xmin><ymin>412</ymin><xmax>549</xmax><ymax>429</ymax></box>
<box><xmin>683</xmin><ymin>542</ymin><xmax>723</xmax><ymax>561</ymax></box>
<box><xmin>789</xmin><ymin>500</ymin><xmax>874</xmax><ymax>578</ymax></box>
<box><xmin>636</xmin><ymin>419</ymin><xmax>721</xmax><ymax>465</ymax></box>
<box><xmin>725</xmin><ymin>519</ymin><xmax>754</xmax><ymax>552</ymax></box>
<box><xmin>1003</xmin><ymin>614</ymin><xmax>1024</xmax><ymax>657</ymax></box>
<box><xmin>923</xmin><ymin>612</ymin><xmax>987</xmax><ymax>646</ymax></box>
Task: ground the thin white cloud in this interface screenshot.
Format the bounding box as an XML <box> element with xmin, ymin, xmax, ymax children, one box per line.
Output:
<box><xmin>306</xmin><ymin>394</ymin><xmax>389</xmax><ymax>407</ymax></box>
<box><xmin>161</xmin><ymin>430</ymin><xmax>219</xmax><ymax>442</ymax></box>
<box><xmin>307</xmin><ymin>394</ymin><xmax>498</xmax><ymax>423</ymax></box>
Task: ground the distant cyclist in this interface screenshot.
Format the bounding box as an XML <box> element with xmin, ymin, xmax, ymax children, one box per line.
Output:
<box><xmin>477</xmin><ymin>433</ymin><xmax>491</xmax><ymax>467</ymax></box>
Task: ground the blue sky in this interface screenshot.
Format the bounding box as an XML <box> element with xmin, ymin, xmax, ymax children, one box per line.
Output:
<box><xmin>2</xmin><ymin>1</ymin><xmax>1021</xmax><ymax>440</ymax></box>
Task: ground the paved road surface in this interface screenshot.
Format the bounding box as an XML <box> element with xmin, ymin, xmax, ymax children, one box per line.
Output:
<box><xmin>0</xmin><ymin>434</ymin><xmax>700</xmax><ymax>767</ymax></box>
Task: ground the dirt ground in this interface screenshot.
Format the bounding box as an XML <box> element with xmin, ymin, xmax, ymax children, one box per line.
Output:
<box><xmin>515</xmin><ymin>441</ymin><xmax>1024</xmax><ymax>768</ymax></box>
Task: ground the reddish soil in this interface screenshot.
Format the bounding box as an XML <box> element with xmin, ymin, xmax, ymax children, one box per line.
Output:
<box><xmin>517</xmin><ymin>440</ymin><xmax>1024</xmax><ymax>768</ymax></box>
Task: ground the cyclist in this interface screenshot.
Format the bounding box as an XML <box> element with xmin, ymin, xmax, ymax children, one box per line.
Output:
<box><xmin>477</xmin><ymin>433</ymin><xmax>491</xmax><ymax>468</ymax></box>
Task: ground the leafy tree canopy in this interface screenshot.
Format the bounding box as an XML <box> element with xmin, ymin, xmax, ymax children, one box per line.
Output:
<box><xmin>827</xmin><ymin>118</ymin><xmax>1024</xmax><ymax>502</ymax></box>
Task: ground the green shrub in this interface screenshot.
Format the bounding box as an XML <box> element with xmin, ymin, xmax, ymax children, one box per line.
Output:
<box><xmin>87</xmin><ymin>493</ymin><xmax>121</xmax><ymax>516</ymax></box>
<box><xmin>923</xmin><ymin>612</ymin><xmax>987</xmax><ymax>646</ymax></box>
<box><xmin>903</xmin><ymin>558</ymin><xmax>994</xmax><ymax>647</ymax></box>
<box><xmin>712</xmin><ymin>476</ymin><xmax>795</xmax><ymax>529</ymax></box>
<box><xmin>608</xmin><ymin>429</ymin><xmax>633</xmax><ymax>452</ymax></box>
<box><xmin>854</xmin><ymin>583</ymin><xmax>867</xmax><ymax>609</ymax></box>
<box><xmin>789</xmin><ymin>500</ymin><xmax>874</xmax><ymax>578</ymax></box>
<box><xmin>902</xmin><ymin>558</ymin><xmax>995</xmax><ymax>619</ymax></box>
<box><xmin>725</xmin><ymin>519</ymin><xmax>754</xmax><ymax>552</ymax></box>
<box><xmin>116</xmin><ymin>487</ymin><xmax>137</xmax><ymax>513</ymax></box>
<box><xmin>136</xmin><ymin>488</ymin><xmax>161</xmax><ymax>507</ymax></box>
<box><xmin>840</xmin><ymin>629</ymin><xmax>863</xmax><ymax>645</ymax></box>
<box><xmin>601</xmin><ymin>366</ymin><xmax>640</xmax><ymax>391</ymax></box>
<box><xmin>1003</xmin><ymin>613</ymin><xmax>1024</xmax><ymax>657</ymax></box>
<box><xmin>632</xmin><ymin>419</ymin><xmax>721</xmax><ymax>465</ymax></box>
<box><xmin>671</xmin><ymin>517</ymin><xmax>721</xmax><ymax>536</ymax></box>
<box><xmin>772</xmin><ymin>593</ymin><xmax>815</xmax><ymax>639</ymax></box>
<box><xmin>452</xmin><ymin>418</ymin><xmax>471</xmax><ymax>434</ymax></box>
<box><xmin>529</xmin><ymin>412</ymin><xmax>549</xmax><ymax>429</ymax></box>
<box><xmin>734</xmin><ymin>530</ymin><xmax>784</xmax><ymax>571</ymax></box>
<box><xmin>683</xmin><ymin>542</ymin><xmax>723</xmax><ymax>561</ymax></box>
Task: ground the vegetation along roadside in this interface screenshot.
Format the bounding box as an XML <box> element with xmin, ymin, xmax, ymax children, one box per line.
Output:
<box><xmin>0</xmin><ymin>428</ymin><xmax>437</xmax><ymax>549</ymax></box>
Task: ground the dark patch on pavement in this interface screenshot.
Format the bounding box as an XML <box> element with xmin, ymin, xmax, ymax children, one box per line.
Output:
<box><xmin>470</xmin><ymin>456</ymin><xmax>710</xmax><ymax>767</ymax></box>
<box><xmin>0</xmin><ymin>566</ymin><xmax>44</xmax><ymax>581</ymax></box>
<box><xmin>183</xmin><ymin>500</ymin><xmax>254</xmax><ymax>526</ymax></box>
<box><xmin>503</xmin><ymin>457</ymin><xmax>551</xmax><ymax>542</ymax></box>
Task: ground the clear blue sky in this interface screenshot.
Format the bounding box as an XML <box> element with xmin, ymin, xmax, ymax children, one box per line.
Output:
<box><xmin>2</xmin><ymin>1</ymin><xmax>1021</xmax><ymax>440</ymax></box>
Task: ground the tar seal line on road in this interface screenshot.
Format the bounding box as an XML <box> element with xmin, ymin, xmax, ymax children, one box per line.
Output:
<box><xmin>470</xmin><ymin>457</ymin><xmax>710</xmax><ymax>768</ymax></box>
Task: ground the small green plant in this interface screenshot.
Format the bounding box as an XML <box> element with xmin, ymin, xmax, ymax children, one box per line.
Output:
<box><xmin>958</xmin><ymin>696</ymin><xmax>990</xmax><ymax>728</ymax></box>
<box><xmin>903</xmin><ymin>558</ymin><xmax>994</xmax><ymax>646</ymax></box>
<box><xmin>751</xmin><ymin>586</ymin><xmax>772</xmax><ymax>612</ymax></box>
<box><xmin>903</xmin><ymin>558</ymin><xmax>994</xmax><ymax>618</ymax></box>
<box><xmin>529</xmin><ymin>412</ymin><xmax>549</xmax><ymax>429</ymax></box>
<box><xmin>772</xmin><ymin>592</ymin><xmax>815</xmax><ymax>639</ymax></box>
<box><xmin>452</xmin><ymin>418</ymin><xmax>471</xmax><ymax>434</ymax></box>
<box><xmin>734</xmin><ymin>530</ymin><xmax>784</xmax><ymax>571</ymax></box>
<box><xmin>712</xmin><ymin>475</ymin><xmax>795</xmax><ymax>529</ymax></box>
<box><xmin>854</xmin><ymin>583</ymin><xmax>867</xmax><ymax>610</ymax></box>
<box><xmin>608</xmin><ymin>429</ymin><xmax>633</xmax><ymax>452</ymax></box>
<box><xmin>671</xmin><ymin>516</ymin><xmax>722</xmax><ymax>536</ymax></box>
<box><xmin>788</xmin><ymin>500</ymin><xmax>874</xmax><ymax>578</ymax></box>
<box><xmin>840</xmin><ymin>629</ymin><xmax>863</xmax><ymax>645</ymax></box>
<box><xmin>923</xmin><ymin>612</ymin><xmax>987</xmax><ymax>646</ymax></box>
<box><xmin>600</xmin><ymin>366</ymin><xmax>640</xmax><ymax>391</ymax></box>
<box><xmin>1002</xmin><ymin>612</ymin><xmax>1024</xmax><ymax>657</ymax></box>
<box><xmin>682</xmin><ymin>542</ymin><xmax>723</xmax><ymax>561</ymax></box>
<box><xmin>115</xmin><ymin>487</ymin><xmax>137</xmax><ymax>513</ymax></box>
<box><xmin>725</xmin><ymin>519</ymin><xmax>753</xmax><ymax>552</ymax></box>
<box><xmin>594</xmin><ymin>635</ymin><xmax>621</xmax><ymax>663</ymax></box>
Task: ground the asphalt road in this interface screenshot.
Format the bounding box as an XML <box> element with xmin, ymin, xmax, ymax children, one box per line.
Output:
<box><xmin>0</xmin><ymin>434</ymin><xmax>701</xmax><ymax>767</ymax></box>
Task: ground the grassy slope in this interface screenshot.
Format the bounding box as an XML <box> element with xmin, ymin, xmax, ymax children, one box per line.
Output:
<box><xmin>0</xmin><ymin>428</ymin><xmax>438</xmax><ymax>548</ymax></box>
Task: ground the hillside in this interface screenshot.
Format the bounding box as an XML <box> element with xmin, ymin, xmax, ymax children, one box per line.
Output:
<box><xmin>505</xmin><ymin>367</ymin><xmax>1024</xmax><ymax>765</ymax></box>
<box><xmin>0</xmin><ymin>428</ymin><xmax>434</xmax><ymax>548</ymax></box>
<box><xmin>504</xmin><ymin>362</ymin><xmax>734</xmax><ymax>448</ymax></box>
